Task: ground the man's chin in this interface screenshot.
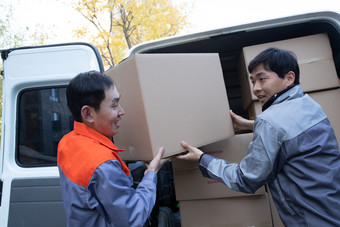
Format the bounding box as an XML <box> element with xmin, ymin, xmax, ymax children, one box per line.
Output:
<box><xmin>259</xmin><ymin>100</ymin><xmax>266</xmax><ymax>106</ymax></box>
<box><xmin>112</xmin><ymin>129</ymin><xmax>119</xmax><ymax>136</ymax></box>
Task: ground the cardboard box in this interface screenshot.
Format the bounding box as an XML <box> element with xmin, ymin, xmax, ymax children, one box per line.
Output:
<box><xmin>239</xmin><ymin>33</ymin><xmax>339</xmax><ymax>109</ymax></box>
<box><xmin>248</xmin><ymin>101</ymin><xmax>262</xmax><ymax>120</ymax></box>
<box><xmin>172</xmin><ymin>133</ymin><xmax>265</xmax><ymax>200</ymax></box>
<box><xmin>106</xmin><ymin>54</ymin><xmax>234</xmax><ymax>161</ymax></box>
<box><xmin>179</xmin><ymin>195</ymin><xmax>272</xmax><ymax>227</ymax></box>
<box><xmin>309</xmin><ymin>88</ymin><xmax>340</xmax><ymax>142</ymax></box>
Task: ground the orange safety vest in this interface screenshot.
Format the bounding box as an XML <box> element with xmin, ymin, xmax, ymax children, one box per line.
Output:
<box><xmin>57</xmin><ymin>121</ymin><xmax>130</xmax><ymax>188</ymax></box>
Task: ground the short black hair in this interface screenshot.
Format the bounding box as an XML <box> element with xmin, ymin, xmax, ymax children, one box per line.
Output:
<box><xmin>248</xmin><ymin>47</ymin><xmax>300</xmax><ymax>84</ymax></box>
<box><xmin>66</xmin><ymin>70</ymin><xmax>114</xmax><ymax>122</ymax></box>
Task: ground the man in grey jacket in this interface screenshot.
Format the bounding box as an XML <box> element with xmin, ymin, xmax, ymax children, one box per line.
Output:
<box><xmin>176</xmin><ymin>48</ymin><xmax>340</xmax><ymax>226</ymax></box>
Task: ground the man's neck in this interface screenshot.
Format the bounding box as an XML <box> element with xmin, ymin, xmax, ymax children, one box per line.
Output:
<box><xmin>262</xmin><ymin>84</ymin><xmax>299</xmax><ymax>111</ymax></box>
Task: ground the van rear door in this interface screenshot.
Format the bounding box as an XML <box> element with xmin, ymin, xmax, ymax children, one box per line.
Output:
<box><xmin>0</xmin><ymin>43</ymin><xmax>103</xmax><ymax>227</ymax></box>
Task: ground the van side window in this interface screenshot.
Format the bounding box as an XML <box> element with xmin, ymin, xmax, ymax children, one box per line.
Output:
<box><xmin>17</xmin><ymin>87</ymin><xmax>73</xmax><ymax>167</ymax></box>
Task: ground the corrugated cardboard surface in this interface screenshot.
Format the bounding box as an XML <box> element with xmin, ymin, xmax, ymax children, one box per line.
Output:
<box><xmin>179</xmin><ymin>194</ymin><xmax>272</xmax><ymax>227</ymax></box>
<box><xmin>106</xmin><ymin>54</ymin><xmax>234</xmax><ymax>161</ymax></box>
<box><xmin>172</xmin><ymin>133</ymin><xmax>265</xmax><ymax>200</ymax></box>
<box><xmin>239</xmin><ymin>33</ymin><xmax>339</xmax><ymax>109</ymax></box>
<box><xmin>248</xmin><ymin>101</ymin><xmax>262</xmax><ymax>120</ymax></box>
<box><xmin>309</xmin><ymin>88</ymin><xmax>340</xmax><ymax>142</ymax></box>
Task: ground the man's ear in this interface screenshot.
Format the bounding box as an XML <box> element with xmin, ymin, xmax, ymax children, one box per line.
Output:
<box><xmin>285</xmin><ymin>71</ymin><xmax>295</xmax><ymax>87</ymax></box>
<box><xmin>81</xmin><ymin>105</ymin><xmax>94</xmax><ymax>123</ymax></box>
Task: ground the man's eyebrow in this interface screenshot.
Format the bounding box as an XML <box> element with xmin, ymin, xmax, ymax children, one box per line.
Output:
<box><xmin>112</xmin><ymin>95</ymin><xmax>121</xmax><ymax>102</ymax></box>
<box><xmin>250</xmin><ymin>72</ymin><xmax>266</xmax><ymax>79</ymax></box>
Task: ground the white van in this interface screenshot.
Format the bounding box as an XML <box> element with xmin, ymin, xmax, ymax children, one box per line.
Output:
<box><xmin>0</xmin><ymin>11</ymin><xmax>339</xmax><ymax>226</ymax></box>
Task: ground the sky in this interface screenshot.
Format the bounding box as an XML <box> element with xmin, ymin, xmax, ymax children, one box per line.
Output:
<box><xmin>2</xmin><ymin>0</ymin><xmax>340</xmax><ymax>45</ymax></box>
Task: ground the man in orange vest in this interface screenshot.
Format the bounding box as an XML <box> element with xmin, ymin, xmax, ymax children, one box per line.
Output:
<box><xmin>58</xmin><ymin>70</ymin><xmax>169</xmax><ymax>227</ymax></box>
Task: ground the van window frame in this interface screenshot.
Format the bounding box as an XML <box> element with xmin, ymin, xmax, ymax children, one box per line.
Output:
<box><xmin>15</xmin><ymin>85</ymin><xmax>73</xmax><ymax>168</ymax></box>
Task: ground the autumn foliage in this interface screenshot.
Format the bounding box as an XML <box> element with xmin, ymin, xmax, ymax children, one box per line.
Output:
<box><xmin>73</xmin><ymin>0</ymin><xmax>190</xmax><ymax>69</ymax></box>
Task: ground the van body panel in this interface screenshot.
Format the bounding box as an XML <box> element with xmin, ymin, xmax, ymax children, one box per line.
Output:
<box><xmin>8</xmin><ymin>178</ymin><xmax>65</xmax><ymax>227</ymax></box>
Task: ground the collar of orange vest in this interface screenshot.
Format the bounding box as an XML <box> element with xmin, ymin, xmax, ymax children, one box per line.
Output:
<box><xmin>73</xmin><ymin>121</ymin><xmax>125</xmax><ymax>153</ymax></box>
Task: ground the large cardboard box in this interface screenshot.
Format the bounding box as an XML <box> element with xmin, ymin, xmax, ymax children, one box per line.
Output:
<box><xmin>309</xmin><ymin>88</ymin><xmax>340</xmax><ymax>142</ymax></box>
<box><xmin>172</xmin><ymin>133</ymin><xmax>265</xmax><ymax>200</ymax></box>
<box><xmin>179</xmin><ymin>195</ymin><xmax>272</xmax><ymax>227</ymax></box>
<box><xmin>106</xmin><ymin>54</ymin><xmax>234</xmax><ymax>161</ymax></box>
<box><xmin>239</xmin><ymin>33</ymin><xmax>339</xmax><ymax>109</ymax></box>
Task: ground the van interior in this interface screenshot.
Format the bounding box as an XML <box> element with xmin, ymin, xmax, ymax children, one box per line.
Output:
<box><xmin>127</xmin><ymin>11</ymin><xmax>340</xmax><ymax>226</ymax></box>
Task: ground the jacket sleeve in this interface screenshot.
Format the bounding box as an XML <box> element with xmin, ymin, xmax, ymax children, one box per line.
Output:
<box><xmin>87</xmin><ymin>160</ymin><xmax>157</xmax><ymax>227</ymax></box>
<box><xmin>200</xmin><ymin>118</ymin><xmax>282</xmax><ymax>194</ymax></box>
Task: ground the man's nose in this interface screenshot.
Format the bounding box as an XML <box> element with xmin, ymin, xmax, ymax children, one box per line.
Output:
<box><xmin>118</xmin><ymin>104</ymin><xmax>125</xmax><ymax>116</ymax></box>
<box><xmin>252</xmin><ymin>81</ymin><xmax>262</xmax><ymax>94</ymax></box>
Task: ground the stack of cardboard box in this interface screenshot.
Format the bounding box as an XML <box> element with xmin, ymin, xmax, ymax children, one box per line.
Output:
<box><xmin>238</xmin><ymin>33</ymin><xmax>340</xmax><ymax>226</ymax></box>
<box><xmin>172</xmin><ymin>133</ymin><xmax>273</xmax><ymax>226</ymax></box>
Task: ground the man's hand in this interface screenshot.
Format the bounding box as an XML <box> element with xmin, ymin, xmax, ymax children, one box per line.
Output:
<box><xmin>174</xmin><ymin>141</ymin><xmax>204</xmax><ymax>162</ymax></box>
<box><xmin>145</xmin><ymin>147</ymin><xmax>170</xmax><ymax>174</ymax></box>
<box><xmin>230</xmin><ymin>110</ymin><xmax>254</xmax><ymax>131</ymax></box>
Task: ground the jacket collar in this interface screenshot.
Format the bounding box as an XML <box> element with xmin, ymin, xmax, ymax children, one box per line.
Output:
<box><xmin>73</xmin><ymin>121</ymin><xmax>124</xmax><ymax>152</ymax></box>
<box><xmin>262</xmin><ymin>84</ymin><xmax>303</xmax><ymax>111</ymax></box>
